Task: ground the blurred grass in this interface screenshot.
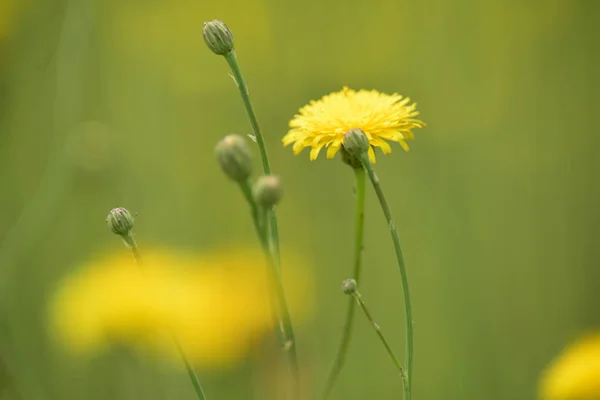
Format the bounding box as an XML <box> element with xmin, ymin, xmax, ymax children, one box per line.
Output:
<box><xmin>0</xmin><ymin>0</ymin><xmax>599</xmax><ymax>399</ymax></box>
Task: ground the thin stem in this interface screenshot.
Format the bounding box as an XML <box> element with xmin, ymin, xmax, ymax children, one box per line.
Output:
<box><xmin>224</xmin><ymin>50</ymin><xmax>281</xmax><ymax>269</ymax></box>
<box><xmin>351</xmin><ymin>291</ymin><xmax>406</xmax><ymax>383</ymax></box>
<box><xmin>239</xmin><ymin>180</ymin><xmax>300</xmax><ymax>399</ymax></box>
<box><xmin>175</xmin><ymin>339</ymin><xmax>207</xmax><ymax>400</ymax></box>
<box><xmin>239</xmin><ymin>181</ymin><xmax>284</xmax><ymax>344</ymax></box>
<box><xmin>125</xmin><ymin>238</ymin><xmax>207</xmax><ymax>400</ymax></box>
<box><xmin>224</xmin><ymin>51</ymin><xmax>270</xmax><ymax>174</ymax></box>
<box><xmin>239</xmin><ymin>180</ymin><xmax>261</xmax><ymax>234</ymax></box>
<box><xmin>361</xmin><ymin>158</ymin><xmax>414</xmax><ymax>400</ymax></box>
<box><xmin>322</xmin><ymin>168</ymin><xmax>366</xmax><ymax>399</ymax></box>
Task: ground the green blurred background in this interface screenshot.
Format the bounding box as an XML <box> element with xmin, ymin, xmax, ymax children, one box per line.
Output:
<box><xmin>0</xmin><ymin>0</ymin><xmax>599</xmax><ymax>399</ymax></box>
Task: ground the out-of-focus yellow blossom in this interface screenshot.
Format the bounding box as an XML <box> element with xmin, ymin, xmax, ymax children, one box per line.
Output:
<box><xmin>282</xmin><ymin>87</ymin><xmax>425</xmax><ymax>163</ymax></box>
<box><xmin>539</xmin><ymin>333</ymin><xmax>600</xmax><ymax>400</ymax></box>
<box><xmin>48</xmin><ymin>247</ymin><xmax>313</xmax><ymax>369</ymax></box>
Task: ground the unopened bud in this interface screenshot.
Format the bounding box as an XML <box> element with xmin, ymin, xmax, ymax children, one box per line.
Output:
<box><xmin>340</xmin><ymin>146</ymin><xmax>363</xmax><ymax>169</ymax></box>
<box><xmin>343</xmin><ymin>129</ymin><xmax>370</xmax><ymax>160</ymax></box>
<box><xmin>107</xmin><ymin>207</ymin><xmax>134</xmax><ymax>236</ymax></box>
<box><xmin>215</xmin><ymin>135</ymin><xmax>253</xmax><ymax>182</ymax></box>
<box><xmin>253</xmin><ymin>175</ymin><xmax>283</xmax><ymax>208</ymax></box>
<box><xmin>342</xmin><ymin>278</ymin><xmax>357</xmax><ymax>295</ymax></box>
<box><xmin>203</xmin><ymin>20</ymin><xmax>234</xmax><ymax>55</ymax></box>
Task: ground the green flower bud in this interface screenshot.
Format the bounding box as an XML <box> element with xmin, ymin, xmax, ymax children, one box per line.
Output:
<box><xmin>342</xmin><ymin>278</ymin><xmax>358</xmax><ymax>295</ymax></box>
<box><xmin>253</xmin><ymin>175</ymin><xmax>283</xmax><ymax>208</ymax></box>
<box><xmin>343</xmin><ymin>129</ymin><xmax>370</xmax><ymax>160</ymax></box>
<box><xmin>107</xmin><ymin>207</ymin><xmax>134</xmax><ymax>236</ymax></box>
<box><xmin>203</xmin><ymin>20</ymin><xmax>234</xmax><ymax>56</ymax></box>
<box><xmin>340</xmin><ymin>146</ymin><xmax>363</xmax><ymax>169</ymax></box>
<box><xmin>215</xmin><ymin>135</ymin><xmax>253</xmax><ymax>182</ymax></box>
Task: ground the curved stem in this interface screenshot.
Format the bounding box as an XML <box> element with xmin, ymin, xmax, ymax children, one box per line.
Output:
<box><xmin>224</xmin><ymin>51</ymin><xmax>281</xmax><ymax>268</ymax></box>
<box><xmin>322</xmin><ymin>168</ymin><xmax>366</xmax><ymax>399</ymax></box>
<box><xmin>126</xmin><ymin>239</ymin><xmax>207</xmax><ymax>400</ymax></box>
<box><xmin>361</xmin><ymin>158</ymin><xmax>414</xmax><ymax>400</ymax></box>
<box><xmin>175</xmin><ymin>339</ymin><xmax>207</xmax><ymax>400</ymax></box>
<box><xmin>224</xmin><ymin>51</ymin><xmax>270</xmax><ymax>175</ymax></box>
<box><xmin>239</xmin><ymin>180</ymin><xmax>300</xmax><ymax>399</ymax></box>
<box><xmin>351</xmin><ymin>291</ymin><xmax>406</xmax><ymax>382</ymax></box>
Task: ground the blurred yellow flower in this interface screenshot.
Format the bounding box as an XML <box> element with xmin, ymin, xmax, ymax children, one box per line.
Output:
<box><xmin>539</xmin><ymin>333</ymin><xmax>600</xmax><ymax>400</ymax></box>
<box><xmin>282</xmin><ymin>87</ymin><xmax>425</xmax><ymax>163</ymax></box>
<box><xmin>48</xmin><ymin>247</ymin><xmax>313</xmax><ymax>369</ymax></box>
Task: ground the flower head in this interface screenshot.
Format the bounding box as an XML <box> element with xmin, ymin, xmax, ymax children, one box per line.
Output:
<box><xmin>282</xmin><ymin>86</ymin><xmax>425</xmax><ymax>163</ymax></box>
<box><xmin>48</xmin><ymin>247</ymin><xmax>313</xmax><ymax>369</ymax></box>
<box><xmin>202</xmin><ymin>19</ymin><xmax>234</xmax><ymax>55</ymax></box>
<box><xmin>539</xmin><ymin>333</ymin><xmax>600</xmax><ymax>400</ymax></box>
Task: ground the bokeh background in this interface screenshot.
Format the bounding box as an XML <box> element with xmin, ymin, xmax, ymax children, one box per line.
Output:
<box><xmin>1</xmin><ymin>0</ymin><xmax>599</xmax><ymax>399</ymax></box>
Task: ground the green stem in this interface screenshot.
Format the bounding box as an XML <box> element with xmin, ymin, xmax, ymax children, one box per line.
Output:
<box><xmin>239</xmin><ymin>180</ymin><xmax>262</xmax><ymax>234</ymax></box>
<box><xmin>239</xmin><ymin>181</ymin><xmax>300</xmax><ymax>397</ymax></box>
<box><xmin>351</xmin><ymin>291</ymin><xmax>406</xmax><ymax>383</ymax></box>
<box><xmin>361</xmin><ymin>158</ymin><xmax>414</xmax><ymax>400</ymax></box>
<box><xmin>175</xmin><ymin>339</ymin><xmax>207</xmax><ymax>400</ymax></box>
<box><xmin>322</xmin><ymin>168</ymin><xmax>366</xmax><ymax>399</ymax></box>
<box><xmin>224</xmin><ymin>51</ymin><xmax>271</xmax><ymax>175</ymax></box>
<box><xmin>224</xmin><ymin>50</ymin><xmax>281</xmax><ymax>269</ymax></box>
<box><xmin>126</xmin><ymin>239</ymin><xmax>207</xmax><ymax>400</ymax></box>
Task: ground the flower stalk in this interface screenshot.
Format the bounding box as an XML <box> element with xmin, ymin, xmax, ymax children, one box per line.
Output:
<box><xmin>206</xmin><ymin>19</ymin><xmax>298</xmax><ymax>395</ymax></box>
<box><xmin>322</xmin><ymin>167</ymin><xmax>366</xmax><ymax>399</ymax></box>
<box><xmin>342</xmin><ymin>279</ymin><xmax>407</xmax><ymax>385</ymax></box>
<box><xmin>342</xmin><ymin>129</ymin><xmax>415</xmax><ymax>400</ymax></box>
<box><xmin>223</xmin><ymin>50</ymin><xmax>282</xmax><ymax>265</ymax></box>
<box><xmin>106</xmin><ymin>208</ymin><xmax>207</xmax><ymax>400</ymax></box>
<box><xmin>239</xmin><ymin>179</ymin><xmax>300</xmax><ymax>397</ymax></box>
<box><xmin>360</xmin><ymin>159</ymin><xmax>414</xmax><ymax>400</ymax></box>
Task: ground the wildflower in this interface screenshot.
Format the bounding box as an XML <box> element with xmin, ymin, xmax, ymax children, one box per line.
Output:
<box><xmin>202</xmin><ymin>20</ymin><xmax>234</xmax><ymax>56</ymax></box>
<box><xmin>215</xmin><ymin>135</ymin><xmax>253</xmax><ymax>183</ymax></box>
<box><xmin>538</xmin><ymin>333</ymin><xmax>600</xmax><ymax>400</ymax></box>
<box><xmin>282</xmin><ymin>86</ymin><xmax>425</xmax><ymax>163</ymax></box>
<box><xmin>341</xmin><ymin>279</ymin><xmax>357</xmax><ymax>295</ymax></box>
<box><xmin>106</xmin><ymin>208</ymin><xmax>135</xmax><ymax>236</ymax></box>
<box><xmin>48</xmin><ymin>247</ymin><xmax>313</xmax><ymax>369</ymax></box>
<box><xmin>253</xmin><ymin>175</ymin><xmax>283</xmax><ymax>208</ymax></box>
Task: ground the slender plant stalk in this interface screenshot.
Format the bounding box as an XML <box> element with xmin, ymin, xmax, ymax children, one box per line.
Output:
<box><xmin>322</xmin><ymin>168</ymin><xmax>366</xmax><ymax>399</ymax></box>
<box><xmin>351</xmin><ymin>291</ymin><xmax>406</xmax><ymax>383</ymax></box>
<box><xmin>239</xmin><ymin>180</ymin><xmax>285</xmax><ymax>344</ymax></box>
<box><xmin>125</xmin><ymin>236</ymin><xmax>207</xmax><ymax>400</ymax></box>
<box><xmin>175</xmin><ymin>339</ymin><xmax>208</xmax><ymax>400</ymax></box>
<box><xmin>224</xmin><ymin>50</ymin><xmax>299</xmax><ymax>394</ymax></box>
<box><xmin>224</xmin><ymin>51</ymin><xmax>270</xmax><ymax>174</ymax></box>
<box><xmin>239</xmin><ymin>180</ymin><xmax>300</xmax><ymax>397</ymax></box>
<box><xmin>224</xmin><ymin>51</ymin><xmax>282</xmax><ymax>265</ymax></box>
<box><xmin>360</xmin><ymin>158</ymin><xmax>414</xmax><ymax>400</ymax></box>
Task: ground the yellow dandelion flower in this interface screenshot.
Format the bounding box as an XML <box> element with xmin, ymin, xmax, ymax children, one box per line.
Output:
<box><xmin>539</xmin><ymin>333</ymin><xmax>600</xmax><ymax>400</ymax></box>
<box><xmin>48</xmin><ymin>247</ymin><xmax>313</xmax><ymax>369</ymax></box>
<box><xmin>282</xmin><ymin>86</ymin><xmax>425</xmax><ymax>163</ymax></box>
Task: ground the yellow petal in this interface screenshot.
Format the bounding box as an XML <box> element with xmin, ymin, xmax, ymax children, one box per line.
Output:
<box><xmin>326</xmin><ymin>143</ymin><xmax>341</xmax><ymax>159</ymax></box>
<box><xmin>368</xmin><ymin>146</ymin><xmax>376</xmax><ymax>163</ymax></box>
<box><xmin>371</xmin><ymin>138</ymin><xmax>392</xmax><ymax>154</ymax></box>
<box><xmin>309</xmin><ymin>144</ymin><xmax>325</xmax><ymax>160</ymax></box>
<box><xmin>292</xmin><ymin>140</ymin><xmax>306</xmax><ymax>155</ymax></box>
<box><xmin>399</xmin><ymin>139</ymin><xmax>410</xmax><ymax>152</ymax></box>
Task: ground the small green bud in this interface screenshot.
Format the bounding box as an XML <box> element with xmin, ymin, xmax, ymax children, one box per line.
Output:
<box><xmin>203</xmin><ymin>20</ymin><xmax>234</xmax><ymax>55</ymax></box>
<box><xmin>340</xmin><ymin>146</ymin><xmax>363</xmax><ymax>169</ymax></box>
<box><xmin>343</xmin><ymin>129</ymin><xmax>370</xmax><ymax>160</ymax></box>
<box><xmin>107</xmin><ymin>207</ymin><xmax>134</xmax><ymax>236</ymax></box>
<box><xmin>215</xmin><ymin>135</ymin><xmax>253</xmax><ymax>182</ymax></box>
<box><xmin>342</xmin><ymin>278</ymin><xmax>358</xmax><ymax>295</ymax></box>
<box><xmin>253</xmin><ymin>175</ymin><xmax>283</xmax><ymax>208</ymax></box>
